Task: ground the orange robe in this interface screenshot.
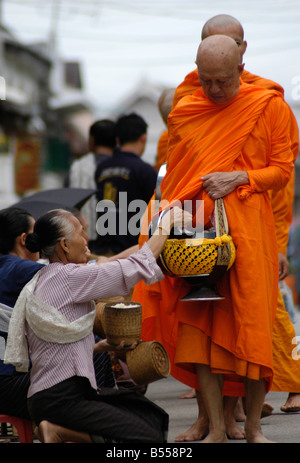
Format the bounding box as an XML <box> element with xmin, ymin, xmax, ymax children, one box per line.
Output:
<box><xmin>154</xmin><ymin>130</ymin><xmax>168</xmax><ymax>172</ymax></box>
<box><xmin>173</xmin><ymin>68</ymin><xmax>299</xmax><ymax>163</ymax></box>
<box><xmin>170</xmin><ymin>67</ymin><xmax>300</xmax><ymax>393</ymax></box>
<box><xmin>245</xmin><ymin>72</ymin><xmax>300</xmax><ymax>393</ymax></box>
<box><xmin>268</xmin><ymin>170</ymin><xmax>300</xmax><ymax>392</ymax></box>
<box><xmin>133</xmin><ymin>81</ymin><xmax>293</xmax><ymax>394</ymax></box>
<box><xmin>173</xmin><ymin>68</ymin><xmax>285</xmax><ymax>107</ymax></box>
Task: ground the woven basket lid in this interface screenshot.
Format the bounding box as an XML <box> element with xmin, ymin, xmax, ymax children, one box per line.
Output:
<box><xmin>126</xmin><ymin>341</ymin><xmax>170</xmax><ymax>385</ymax></box>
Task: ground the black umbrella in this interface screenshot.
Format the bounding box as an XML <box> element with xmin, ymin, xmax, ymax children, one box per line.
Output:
<box><xmin>11</xmin><ymin>188</ymin><xmax>96</xmax><ymax>220</ymax></box>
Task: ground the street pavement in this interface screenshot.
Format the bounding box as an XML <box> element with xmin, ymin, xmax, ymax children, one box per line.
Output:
<box><xmin>146</xmin><ymin>373</ymin><xmax>300</xmax><ymax>444</ymax></box>
<box><xmin>145</xmin><ymin>306</ymin><xmax>300</xmax><ymax>444</ymax></box>
<box><xmin>2</xmin><ymin>308</ymin><xmax>300</xmax><ymax>446</ymax></box>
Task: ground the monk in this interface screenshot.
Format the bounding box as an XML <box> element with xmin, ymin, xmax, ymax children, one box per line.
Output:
<box><xmin>145</xmin><ymin>16</ymin><xmax>299</xmax><ymax>440</ymax></box>
<box><xmin>171</xmin><ymin>14</ymin><xmax>300</xmax><ymax>424</ymax></box>
<box><xmin>268</xmin><ymin>183</ymin><xmax>300</xmax><ymax>411</ymax></box>
<box><xmin>133</xmin><ymin>35</ymin><xmax>294</xmax><ymax>443</ymax></box>
<box><xmin>154</xmin><ymin>88</ymin><xmax>175</xmax><ymax>172</ymax></box>
<box><xmin>151</xmin><ymin>15</ymin><xmax>299</xmax><ymax>432</ymax></box>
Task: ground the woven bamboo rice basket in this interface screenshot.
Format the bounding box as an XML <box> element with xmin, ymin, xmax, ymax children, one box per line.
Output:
<box><xmin>93</xmin><ymin>301</ymin><xmax>106</xmax><ymax>338</ymax></box>
<box><xmin>126</xmin><ymin>341</ymin><xmax>171</xmax><ymax>385</ymax></box>
<box><xmin>103</xmin><ymin>302</ymin><xmax>142</xmax><ymax>346</ymax></box>
<box><xmin>94</xmin><ymin>296</ymin><xmax>128</xmax><ymax>338</ymax></box>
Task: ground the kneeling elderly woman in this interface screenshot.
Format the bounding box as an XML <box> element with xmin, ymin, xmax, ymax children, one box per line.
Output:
<box><xmin>5</xmin><ymin>207</ymin><xmax>190</xmax><ymax>443</ymax></box>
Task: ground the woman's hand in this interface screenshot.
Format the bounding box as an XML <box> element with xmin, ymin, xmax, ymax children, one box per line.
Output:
<box><xmin>148</xmin><ymin>206</ymin><xmax>193</xmax><ymax>259</ymax></box>
<box><xmin>159</xmin><ymin>206</ymin><xmax>193</xmax><ymax>235</ymax></box>
<box><xmin>94</xmin><ymin>338</ymin><xmax>138</xmax><ymax>354</ymax></box>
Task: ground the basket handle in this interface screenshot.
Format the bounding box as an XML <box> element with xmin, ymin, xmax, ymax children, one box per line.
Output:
<box><xmin>214</xmin><ymin>198</ymin><xmax>229</xmax><ymax>237</ymax></box>
<box><xmin>213</xmin><ymin>198</ymin><xmax>233</xmax><ymax>268</ymax></box>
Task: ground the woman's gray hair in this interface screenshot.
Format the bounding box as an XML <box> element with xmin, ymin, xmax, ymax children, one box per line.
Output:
<box><xmin>26</xmin><ymin>209</ymin><xmax>77</xmax><ymax>258</ymax></box>
<box><xmin>40</xmin><ymin>210</ymin><xmax>75</xmax><ymax>259</ymax></box>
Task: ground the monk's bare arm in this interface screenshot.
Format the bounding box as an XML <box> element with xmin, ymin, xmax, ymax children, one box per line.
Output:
<box><xmin>201</xmin><ymin>171</ymin><xmax>249</xmax><ymax>199</ymax></box>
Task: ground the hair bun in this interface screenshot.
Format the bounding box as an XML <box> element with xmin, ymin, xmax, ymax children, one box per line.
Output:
<box><xmin>25</xmin><ymin>232</ymin><xmax>42</xmax><ymax>253</ymax></box>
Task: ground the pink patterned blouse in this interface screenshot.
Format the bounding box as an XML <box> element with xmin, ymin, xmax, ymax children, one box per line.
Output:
<box><xmin>26</xmin><ymin>243</ymin><xmax>163</xmax><ymax>397</ymax></box>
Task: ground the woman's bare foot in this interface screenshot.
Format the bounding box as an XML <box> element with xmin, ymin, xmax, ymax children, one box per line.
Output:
<box><xmin>175</xmin><ymin>417</ymin><xmax>209</xmax><ymax>442</ymax></box>
<box><xmin>178</xmin><ymin>388</ymin><xmax>196</xmax><ymax>399</ymax></box>
<box><xmin>33</xmin><ymin>425</ymin><xmax>42</xmax><ymax>442</ymax></box>
<box><xmin>280</xmin><ymin>393</ymin><xmax>300</xmax><ymax>413</ymax></box>
<box><xmin>38</xmin><ymin>420</ymin><xmax>92</xmax><ymax>443</ymax></box>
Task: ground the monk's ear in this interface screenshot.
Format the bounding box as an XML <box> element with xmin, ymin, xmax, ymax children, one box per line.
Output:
<box><xmin>241</xmin><ymin>40</ymin><xmax>247</xmax><ymax>55</ymax></box>
<box><xmin>238</xmin><ymin>63</ymin><xmax>245</xmax><ymax>76</ymax></box>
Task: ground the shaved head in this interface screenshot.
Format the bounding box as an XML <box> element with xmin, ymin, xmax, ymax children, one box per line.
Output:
<box><xmin>196</xmin><ymin>35</ymin><xmax>244</xmax><ymax>104</ymax></box>
<box><xmin>158</xmin><ymin>88</ymin><xmax>176</xmax><ymax>124</ymax></box>
<box><xmin>202</xmin><ymin>14</ymin><xmax>244</xmax><ymax>40</ymax></box>
<box><xmin>197</xmin><ymin>34</ymin><xmax>241</xmax><ymax>69</ymax></box>
<box><xmin>201</xmin><ymin>14</ymin><xmax>247</xmax><ymax>59</ymax></box>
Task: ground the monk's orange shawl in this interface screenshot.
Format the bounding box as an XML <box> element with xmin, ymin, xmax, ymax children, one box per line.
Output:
<box><xmin>173</xmin><ymin>68</ymin><xmax>299</xmax><ymax>162</ymax></box>
<box><xmin>172</xmin><ymin>68</ymin><xmax>285</xmax><ymax>108</ymax></box>
<box><xmin>133</xmin><ymin>81</ymin><xmax>293</xmax><ymax>391</ymax></box>
<box><xmin>170</xmin><ymin>68</ymin><xmax>298</xmax><ymax>266</ymax></box>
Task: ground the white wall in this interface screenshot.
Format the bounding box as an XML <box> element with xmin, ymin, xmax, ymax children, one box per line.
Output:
<box><xmin>0</xmin><ymin>151</ymin><xmax>18</xmax><ymax>209</ymax></box>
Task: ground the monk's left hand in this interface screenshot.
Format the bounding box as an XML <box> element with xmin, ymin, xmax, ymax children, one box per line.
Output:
<box><xmin>201</xmin><ymin>171</ymin><xmax>249</xmax><ymax>199</ymax></box>
<box><xmin>278</xmin><ymin>252</ymin><xmax>289</xmax><ymax>280</ymax></box>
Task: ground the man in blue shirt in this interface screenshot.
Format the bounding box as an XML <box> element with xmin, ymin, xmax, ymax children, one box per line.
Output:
<box><xmin>95</xmin><ymin>113</ymin><xmax>157</xmax><ymax>255</ymax></box>
<box><xmin>0</xmin><ymin>207</ymin><xmax>44</xmax><ymax>418</ymax></box>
